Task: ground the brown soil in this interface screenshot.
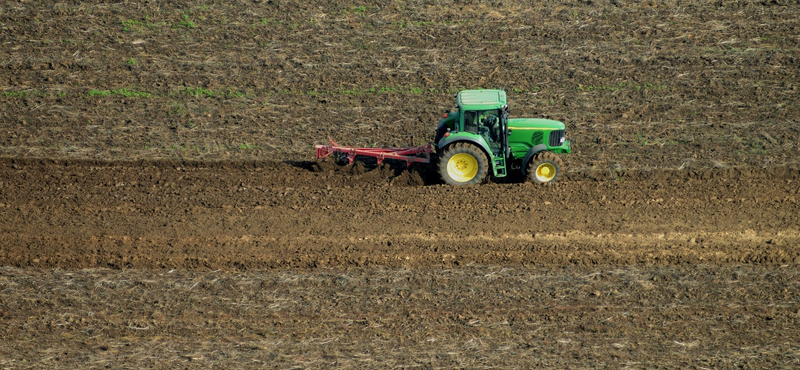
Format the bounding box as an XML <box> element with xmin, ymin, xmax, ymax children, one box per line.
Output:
<box><xmin>1</xmin><ymin>1</ymin><xmax>800</xmax><ymax>368</ymax></box>
<box><xmin>2</xmin><ymin>159</ymin><xmax>799</xmax><ymax>368</ymax></box>
<box><xmin>2</xmin><ymin>158</ymin><xmax>800</xmax><ymax>270</ymax></box>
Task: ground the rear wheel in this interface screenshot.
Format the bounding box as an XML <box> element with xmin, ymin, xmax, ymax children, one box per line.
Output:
<box><xmin>438</xmin><ymin>143</ymin><xmax>489</xmax><ymax>186</ymax></box>
<box><xmin>526</xmin><ymin>151</ymin><xmax>563</xmax><ymax>184</ymax></box>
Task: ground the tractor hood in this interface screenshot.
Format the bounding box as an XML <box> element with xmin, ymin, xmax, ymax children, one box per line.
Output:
<box><xmin>507</xmin><ymin>118</ymin><xmax>565</xmax><ymax>131</ymax></box>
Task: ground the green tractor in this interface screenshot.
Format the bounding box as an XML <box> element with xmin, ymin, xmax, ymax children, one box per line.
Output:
<box><xmin>315</xmin><ymin>89</ymin><xmax>571</xmax><ymax>185</ymax></box>
<box><xmin>433</xmin><ymin>89</ymin><xmax>571</xmax><ymax>185</ymax></box>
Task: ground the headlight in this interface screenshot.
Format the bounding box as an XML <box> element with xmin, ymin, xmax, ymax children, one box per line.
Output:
<box><xmin>560</xmin><ymin>137</ymin><xmax>565</xmax><ymax>143</ymax></box>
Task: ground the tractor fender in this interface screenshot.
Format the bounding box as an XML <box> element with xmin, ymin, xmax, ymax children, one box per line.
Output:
<box><xmin>437</xmin><ymin>136</ymin><xmax>494</xmax><ymax>169</ymax></box>
<box><xmin>521</xmin><ymin>144</ymin><xmax>549</xmax><ymax>174</ymax></box>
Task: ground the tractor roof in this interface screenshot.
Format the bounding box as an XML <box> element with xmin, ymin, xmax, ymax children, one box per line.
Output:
<box><xmin>456</xmin><ymin>89</ymin><xmax>507</xmax><ymax>110</ymax></box>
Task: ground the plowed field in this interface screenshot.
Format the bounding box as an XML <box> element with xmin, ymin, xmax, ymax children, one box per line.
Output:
<box><xmin>2</xmin><ymin>1</ymin><xmax>800</xmax><ymax>368</ymax></box>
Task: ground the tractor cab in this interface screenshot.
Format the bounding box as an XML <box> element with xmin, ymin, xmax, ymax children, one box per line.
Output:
<box><xmin>435</xmin><ymin>90</ymin><xmax>509</xmax><ymax>151</ymax></box>
<box><xmin>434</xmin><ymin>90</ymin><xmax>510</xmax><ymax>181</ymax></box>
<box><xmin>462</xmin><ymin>108</ymin><xmax>506</xmax><ymax>156</ymax></box>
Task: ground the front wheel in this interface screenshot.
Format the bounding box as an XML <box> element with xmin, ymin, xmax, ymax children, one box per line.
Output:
<box><xmin>438</xmin><ymin>143</ymin><xmax>489</xmax><ymax>186</ymax></box>
<box><xmin>526</xmin><ymin>151</ymin><xmax>563</xmax><ymax>184</ymax></box>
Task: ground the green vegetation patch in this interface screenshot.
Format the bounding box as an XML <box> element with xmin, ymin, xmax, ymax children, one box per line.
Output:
<box><xmin>2</xmin><ymin>90</ymin><xmax>36</xmax><ymax>97</ymax></box>
<box><xmin>183</xmin><ymin>87</ymin><xmax>215</xmax><ymax>98</ymax></box>
<box><xmin>2</xmin><ymin>89</ymin><xmax>63</xmax><ymax>98</ymax></box>
<box><xmin>121</xmin><ymin>16</ymin><xmax>167</xmax><ymax>32</ymax></box>
<box><xmin>88</xmin><ymin>88</ymin><xmax>152</xmax><ymax>98</ymax></box>
<box><xmin>577</xmin><ymin>82</ymin><xmax>666</xmax><ymax>92</ymax></box>
<box><xmin>307</xmin><ymin>85</ymin><xmax>454</xmax><ymax>97</ymax></box>
<box><xmin>177</xmin><ymin>14</ymin><xmax>197</xmax><ymax>29</ymax></box>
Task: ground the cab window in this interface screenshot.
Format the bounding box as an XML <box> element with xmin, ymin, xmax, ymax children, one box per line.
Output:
<box><xmin>463</xmin><ymin>111</ymin><xmax>478</xmax><ymax>133</ymax></box>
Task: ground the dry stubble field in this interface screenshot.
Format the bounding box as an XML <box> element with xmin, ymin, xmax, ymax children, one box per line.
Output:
<box><xmin>1</xmin><ymin>0</ymin><xmax>800</xmax><ymax>368</ymax></box>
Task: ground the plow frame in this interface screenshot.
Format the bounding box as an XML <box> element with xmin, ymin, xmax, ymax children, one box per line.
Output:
<box><xmin>316</xmin><ymin>140</ymin><xmax>432</xmax><ymax>167</ymax></box>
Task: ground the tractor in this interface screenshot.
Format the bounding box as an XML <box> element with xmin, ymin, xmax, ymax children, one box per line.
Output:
<box><xmin>433</xmin><ymin>89</ymin><xmax>571</xmax><ymax>185</ymax></box>
<box><xmin>316</xmin><ymin>89</ymin><xmax>571</xmax><ymax>185</ymax></box>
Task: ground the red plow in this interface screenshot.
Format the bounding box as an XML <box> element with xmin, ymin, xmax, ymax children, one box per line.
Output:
<box><xmin>316</xmin><ymin>140</ymin><xmax>432</xmax><ymax>167</ymax></box>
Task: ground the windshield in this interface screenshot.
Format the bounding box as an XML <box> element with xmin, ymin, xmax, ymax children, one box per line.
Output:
<box><xmin>464</xmin><ymin>109</ymin><xmax>502</xmax><ymax>138</ymax></box>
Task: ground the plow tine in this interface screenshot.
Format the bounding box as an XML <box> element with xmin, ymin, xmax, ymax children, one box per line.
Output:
<box><xmin>315</xmin><ymin>140</ymin><xmax>433</xmax><ymax>166</ymax></box>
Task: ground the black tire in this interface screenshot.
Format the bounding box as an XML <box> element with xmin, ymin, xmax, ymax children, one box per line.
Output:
<box><xmin>438</xmin><ymin>142</ymin><xmax>489</xmax><ymax>186</ymax></box>
<box><xmin>526</xmin><ymin>151</ymin><xmax>563</xmax><ymax>184</ymax></box>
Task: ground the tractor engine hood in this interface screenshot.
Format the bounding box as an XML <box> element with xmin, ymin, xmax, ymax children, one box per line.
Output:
<box><xmin>507</xmin><ymin>118</ymin><xmax>566</xmax><ymax>131</ymax></box>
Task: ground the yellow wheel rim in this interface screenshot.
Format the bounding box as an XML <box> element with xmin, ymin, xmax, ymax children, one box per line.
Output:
<box><xmin>447</xmin><ymin>153</ymin><xmax>479</xmax><ymax>183</ymax></box>
<box><xmin>535</xmin><ymin>162</ymin><xmax>556</xmax><ymax>182</ymax></box>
